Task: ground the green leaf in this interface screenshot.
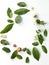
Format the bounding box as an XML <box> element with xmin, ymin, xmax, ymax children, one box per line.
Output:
<box><xmin>17</xmin><ymin>2</ymin><xmax>27</xmax><ymax>7</ymax></box>
<box><xmin>38</xmin><ymin>34</ymin><xmax>44</xmax><ymax>44</ymax></box>
<box><xmin>41</xmin><ymin>45</ymin><xmax>47</xmax><ymax>54</ymax></box>
<box><xmin>2</xmin><ymin>47</ymin><xmax>11</xmax><ymax>53</ymax></box>
<box><xmin>0</xmin><ymin>24</ymin><xmax>13</xmax><ymax>34</ymax></box>
<box><xmin>14</xmin><ymin>8</ymin><xmax>30</xmax><ymax>15</ymax></box>
<box><xmin>36</xmin><ymin>19</ymin><xmax>40</xmax><ymax>24</ymax></box>
<box><xmin>11</xmin><ymin>50</ymin><xmax>18</xmax><ymax>59</ymax></box>
<box><xmin>15</xmin><ymin>15</ymin><xmax>22</xmax><ymax>24</ymax></box>
<box><xmin>32</xmin><ymin>47</ymin><xmax>40</xmax><ymax>61</ymax></box>
<box><xmin>25</xmin><ymin>57</ymin><xmax>30</xmax><ymax>63</ymax></box>
<box><xmin>36</xmin><ymin>29</ymin><xmax>41</xmax><ymax>34</ymax></box>
<box><xmin>7</xmin><ymin>8</ymin><xmax>13</xmax><ymax>18</ymax></box>
<box><xmin>32</xmin><ymin>42</ymin><xmax>39</xmax><ymax>46</ymax></box>
<box><xmin>1</xmin><ymin>39</ymin><xmax>9</xmax><ymax>45</ymax></box>
<box><xmin>22</xmin><ymin>48</ymin><xmax>31</xmax><ymax>55</ymax></box>
<box><xmin>16</xmin><ymin>54</ymin><xmax>23</xmax><ymax>59</ymax></box>
<box><xmin>44</xmin><ymin>29</ymin><xmax>48</xmax><ymax>37</ymax></box>
<box><xmin>26</xmin><ymin>48</ymin><xmax>31</xmax><ymax>55</ymax></box>
<box><xmin>7</xmin><ymin>19</ymin><xmax>14</xmax><ymax>23</ymax></box>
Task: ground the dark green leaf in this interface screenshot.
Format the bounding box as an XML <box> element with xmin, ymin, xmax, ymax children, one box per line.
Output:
<box><xmin>0</xmin><ymin>24</ymin><xmax>13</xmax><ymax>34</ymax></box>
<box><xmin>15</xmin><ymin>15</ymin><xmax>22</xmax><ymax>24</ymax></box>
<box><xmin>1</xmin><ymin>39</ymin><xmax>9</xmax><ymax>45</ymax></box>
<box><xmin>7</xmin><ymin>19</ymin><xmax>14</xmax><ymax>23</ymax></box>
<box><xmin>26</xmin><ymin>48</ymin><xmax>31</xmax><ymax>55</ymax></box>
<box><xmin>36</xmin><ymin>19</ymin><xmax>40</xmax><ymax>24</ymax></box>
<box><xmin>22</xmin><ymin>48</ymin><xmax>27</xmax><ymax>52</ymax></box>
<box><xmin>11</xmin><ymin>50</ymin><xmax>18</xmax><ymax>59</ymax></box>
<box><xmin>32</xmin><ymin>42</ymin><xmax>39</xmax><ymax>46</ymax></box>
<box><xmin>38</xmin><ymin>34</ymin><xmax>44</xmax><ymax>44</ymax></box>
<box><xmin>25</xmin><ymin>57</ymin><xmax>30</xmax><ymax>63</ymax></box>
<box><xmin>16</xmin><ymin>54</ymin><xmax>23</xmax><ymax>59</ymax></box>
<box><xmin>17</xmin><ymin>2</ymin><xmax>27</xmax><ymax>7</ymax></box>
<box><xmin>14</xmin><ymin>8</ymin><xmax>30</xmax><ymax>15</ymax></box>
<box><xmin>2</xmin><ymin>47</ymin><xmax>11</xmax><ymax>53</ymax></box>
<box><xmin>32</xmin><ymin>47</ymin><xmax>40</xmax><ymax>61</ymax></box>
<box><xmin>44</xmin><ymin>29</ymin><xmax>48</xmax><ymax>37</ymax></box>
<box><xmin>41</xmin><ymin>45</ymin><xmax>47</xmax><ymax>53</ymax></box>
<box><xmin>7</xmin><ymin>8</ymin><xmax>13</xmax><ymax>18</ymax></box>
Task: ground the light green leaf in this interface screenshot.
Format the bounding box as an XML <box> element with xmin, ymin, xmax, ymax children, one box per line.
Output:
<box><xmin>2</xmin><ymin>47</ymin><xmax>11</xmax><ymax>53</ymax></box>
<box><xmin>38</xmin><ymin>34</ymin><xmax>44</xmax><ymax>44</ymax></box>
<box><xmin>32</xmin><ymin>42</ymin><xmax>39</xmax><ymax>46</ymax></box>
<box><xmin>44</xmin><ymin>29</ymin><xmax>48</xmax><ymax>37</ymax></box>
<box><xmin>32</xmin><ymin>47</ymin><xmax>40</xmax><ymax>61</ymax></box>
<box><xmin>1</xmin><ymin>39</ymin><xmax>9</xmax><ymax>45</ymax></box>
<box><xmin>15</xmin><ymin>15</ymin><xmax>22</xmax><ymax>24</ymax></box>
<box><xmin>25</xmin><ymin>57</ymin><xmax>30</xmax><ymax>63</ymax></box>
<box><xmin>0</xmin><ymin>24</ymin><xmax>13</xmax><ymax>34</ymax></box>
<box><xmin>14</xmin><ymin>8</ymin><xmax>30</xmax><ymax>15</ymax></box>
<box><xmin>7</xmin><ymin>8</ymin><xmax>13</xmax><ymax>18</ymax></box>
<box><xmin>41</xmin><ymin>45</ymin><xmax>47</xmax><ymax>54</ymax></box>
<box><xmin>17</xmin><ymin>2</ymin><xmax>27</xmax><ymax>7</ymax></box>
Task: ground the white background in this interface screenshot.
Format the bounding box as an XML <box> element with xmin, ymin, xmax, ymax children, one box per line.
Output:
<box><xmin>0</xmin><ymin>0</ymin><xmax>49</xmax><ymax>65</ymax></box>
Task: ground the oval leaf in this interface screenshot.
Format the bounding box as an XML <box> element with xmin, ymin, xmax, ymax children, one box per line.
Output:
<box><xmin>16</xmin><ymin>54</ymin><xmax>23</xmax><ymax>59</ymax></box>
<box><xmin>11</xmin><ymin>50</ymin><xmax>18</xmax><ymax>59</ymax></box>
<box><xmin>7</xmin><ymin>19</ymin><xmax>14</xmax><ymax>23</ymax></box>
<box><xmin>32</xmin><ymin>42</ymin><xmax>39</xmax><ymax>46</ymax></box>
<box><xmin>2</xmin><ymin>47</ymin><xmax>11</xmax><ymax>53</ymax></box>
<box><xmin>26</xmin><ymin>48</ymin><xmax>31</xmax><ymax>55</ymax></box>
<box><xmin>15</xmin><ymin>15</ymin><xmax>22</xmax><ymax>24</ymax></box>
<box><xmin>25</xmin><ymin>57</ymin><xmax>30</xmax><ymax>63</ymax></box>
<box><xmin>38</xmin><ymin>34</ymin><xmax>44</xmax><ymax>44</ymax></box>
<box><xmin>42</xmin><ymin>45</ymin><xmax>47</xmax><ymax>53</ymax></box>
<box><xmin>7</xmin><ymin>8</ymin><xmax>13</xmax><ymax>18</ymax></box>
<box><xmin>44</xmin><ymin>29</ymin><xmax>48</xmax><ymax>37</ymax></box>
<box><xmin>32</xmin><ymin>47</ymin><xmax>40</xmax><ymax>61</ymax></box>
<box><xmin>1</xmin><ymin>39</ymin><xmax>9</xmax><ymax>45</ymax></box>
<box><xmin>17</xmin><ymin>2</ymin><xmax>27</xmax><ymax>7</ymax></box>
<box><xmin>14</xmin><ymin>8</ymin><xmax>30</xmax><ymax>15</ymax></box>
<box><xmin>0</xmin><ymin>24</ymin><xmax>13</xmax><ymax>34</ymax></box>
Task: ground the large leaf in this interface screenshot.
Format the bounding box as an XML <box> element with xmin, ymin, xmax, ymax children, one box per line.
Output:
<box><xmin>32</xmin><ymin>47</ymin><xmax>40</xmax><ymax>61</ymax></box>
<box><xmin>2</xmin><ymin>47</ymin><xmax>11</xmax><ymax>53</ymax></box>
<box><xmin>38</xmin><ymin>34</ymin><xmax>44</xmax><ymax>44</ymax></box>
<box><xmin>0</xmin><ymin>24</ymin><xmax>13</xmax><ymax>34</ymax></box>
<box><xmin>7</xmin><ymin>8</ymin><xmax>13</xmax><ymax>18</ymax></box>
<box><xmin>17</xmin><ymin>2</ymin><xmax>27</xmax><ymax>7</ymax></box>
<box><xmin>41</xmin><ymin>45</ymin><xmax>47</xmax><ymax>54</ymax></box>
<box><xmin>14</xmin><ymin>8</ymin><xmax>30</xmax><ymax>15</ymax></box>
<box><xmin>0</xmin><ymin>39</ymin><xmax>9</xmax><ymax>45</ymax></box>
<box><xmin>11</xmin><ymin>50</ymin><xmax>18</xmax><ymax>59</ymax></box>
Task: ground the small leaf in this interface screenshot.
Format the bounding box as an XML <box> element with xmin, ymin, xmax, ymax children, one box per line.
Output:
<box><xmin>17</xmin><ymin>2</ymin><xmax>27</xmax><ymax>7</ymax></box>
<box><xmin>36</xmin><ymin>29</ymin><xmax>41</xmax><ymax>34</ymax></box>
<box><xmin>32</xmin><ymin>42</ymin><xmax>39</xmax><ymax>46</ymax></box>
<box><xmin>41</xmin><ymin>45</ymin><xmax>47</xmax><ymax>54</ymax></box>
<box><xmin>44</xmin><ymin>29</ymin><xmax>48</xmax><ymax>37</ymax></box>
<box><xmin>25</xmin><ymin>57</ymin><xmax>30</xmax><ymax>63</ymax></box>
<box><xmin>0</xmin><ymin>24</ymin><xmax>13</xmax><ymax>34</ymax></box>
<box><xmin>32</xmin><ymin>47</ymin><xmax>40</xmax><ymax>61</ymax></box>
<box><xmin>36</xmin><ymin>19</ymin><xmax>40</xmax><ymax>24</ymax></box>
<box><xmin>14</xmin><ymin>8</ymin><xmax>30</xmax><ymax>15</ymax></box>
<box><xmin>1</xmin><ymin>39</ymin><xmax>9</xmax><ymax>45</ymax></box>
<box><xmin>16</xmin><ymin>54</ymin><xmax>23</xmax><ymax>59</ymax></box>
<box><xmin>7</xmin><ymin>8</ymin><xmax>13</xmax><ymax>18</ymax></box>
<box><xmin>22</xmin><ymin>48</ymin><xmax>27</xmax><ymax>52</ymax></box>
<box><xmin>7</xmin><ymin>19</ymin><xmax>14</xmax><ymax>23</ymax></box>
<box><xmin>11</xmin><ymin>50</ymin><xmax>18</xmax><ymax>59</ymax></box>
<box><xmin>15</xmin><ymin>15</ymin><xmax>22</xmax><ymax>24</ymax></box>
<box><xmin>2</xmin><ymin>47</ymin><xmax>11</xmax><ymax>53</ymax></box>
<box><xmin>38</xmin><ymin>34</ymin><xmax>44</xmax><ymax>44</ymax></box>
<box><xmin>26</xmin><ymin>48</ymin><xmax>31</xmax><ymax>55</ymax></box>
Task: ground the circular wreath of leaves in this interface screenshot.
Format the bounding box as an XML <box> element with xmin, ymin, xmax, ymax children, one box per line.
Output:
<box><xmin>0</xmin><ymin>2</ymin><xmax>48</xmax><ymax>63</ymax></box>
